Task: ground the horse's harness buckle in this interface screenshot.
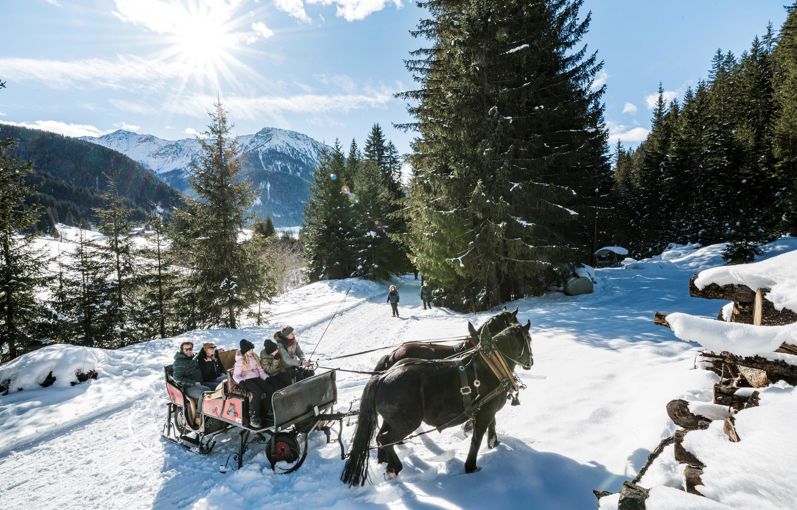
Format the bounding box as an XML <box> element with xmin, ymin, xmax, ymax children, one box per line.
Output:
<box><xmin>460</xmin><ymin>386</ymin><xmax>472</xmax><ymax>396</ymax></box>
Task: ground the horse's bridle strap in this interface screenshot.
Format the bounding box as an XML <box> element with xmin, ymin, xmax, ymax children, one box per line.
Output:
<box><xmin>479</xmin><ymin>349</ymin><xmax>517</xmax><ymax>392</ymax></box>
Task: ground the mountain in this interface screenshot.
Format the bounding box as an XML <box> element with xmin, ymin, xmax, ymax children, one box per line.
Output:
<box><xmin>83</xmin><ymin>128</ymin><xmax>328</xmax><ymax>227</ymax></box>
<box><xmin>0</xmin><ymin>124</ymin><xmax>184</xmax><ymax>229</ymax></box>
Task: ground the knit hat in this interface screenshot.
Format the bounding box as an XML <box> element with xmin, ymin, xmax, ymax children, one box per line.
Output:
<box><xmin>202</xmin><ymin>342</ymin><xmax>216</xmax><ymax>350</ymax></box>
<box><xmin>240</xmin><ymin>339</ymin><xmax>254</xmax><ymax>355</ymax></box>
<box><xmin>263</xmin><ymin>339</ymin><xmax>279</xmax><ymax>353</ymax></box>
<box><xmin>281</xmin><ymin>325</ymin><xmax>294</xmax><ymax>336</ymax></box>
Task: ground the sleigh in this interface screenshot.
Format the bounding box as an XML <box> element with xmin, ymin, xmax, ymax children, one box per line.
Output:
<box><xmin>162</xmin><ymin>355</ymin><xmax>355</xmax><ymax>473</ymax></box>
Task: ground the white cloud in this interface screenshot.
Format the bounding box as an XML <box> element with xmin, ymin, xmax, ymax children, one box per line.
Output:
<box><xmin>607</xmin><ymin>120</ymin><xmax>649</xmax><ymax>145</ymax></box>
<box><xmin>590</xmin><ymin>71</ymin><xmax>608</xmax><ymax>91</ymax></box>
<box><xmin>622</xmin><ymin>102</ymin><xmax>638</xmax><ymax>115</ymax></box>
<box><xmin>0</xmin><ymin>56</ymin><xmax>181</xmax><ymax>90</ymax></box>
<box><xmin>276</xmin><ymin>0</ymin><xmax>402</xmax><ymax>23</ymax></box>
<box><xmin>113</xmin><ymin>122</ymin><xmax>141</xmax><ymax>132</ymax></box>
<box><xmin>165</xmin><ymin>88</ymin><xmax>395</xmax><ymax>118</ymax></box>
<box><xmin>645</xmin><ymin>90</ymin><xmax>678</xmax><ymax>109</ymax></box>
<box><xmin>251</xmin><ymin>21</ymin><xmax>274</xmax><ymax>39</ymax></box>
<box><xmin>0</xmin><ymin>120</ymin><xmax>107</xmax><ymax>138</ymax></box>
<box><xmin>109</xmin><ymin>98</ymin><xmax>157</xmax><ymax>115</ymax></box>
<box><xmin>45</xmin><ymin>0</ymin><xmax>62</xmax><ymax>6</ymax></box>
<box><xmin>184</xmin><ymin>127</ymin><xmax>201</xmax><ymax>137</ymax></box>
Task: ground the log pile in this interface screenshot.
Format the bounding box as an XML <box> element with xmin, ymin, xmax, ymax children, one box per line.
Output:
<box><xmin>688</xmin><ymin>275</ymin><xmax>797</xmax><ymax>326</ymax></box>
<box><xmin>595</xmin><ymin>277</ymin><xmax>796</xmax><ymax>508</ymax></box>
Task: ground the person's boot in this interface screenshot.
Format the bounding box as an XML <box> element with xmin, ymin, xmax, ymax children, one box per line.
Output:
<box><xmin>250</xmin><ymin>417</ymin><xmax>263</xmax><ymax>429</ymax></box>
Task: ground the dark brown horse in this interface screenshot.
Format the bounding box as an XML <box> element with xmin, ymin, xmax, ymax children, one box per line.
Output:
<box><xmin>371</xmin><ymin>308</ymin><xmax>523</xmax><ymax>449</ymax></box>
<box><xmin>372</xmin><ymin>308</ymin><xmax>521</xmax><ymax>372</ymax></box>
<box><xmin>341</xmin><ymin>321</ymin><xmax>533</xmax><ymax>486</ymax></box>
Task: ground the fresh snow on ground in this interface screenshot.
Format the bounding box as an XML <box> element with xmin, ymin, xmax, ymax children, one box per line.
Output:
<box><xmin>1</xmin><ymin>238</ymin><xmax>796</xmax><ymax>509</ymax></box>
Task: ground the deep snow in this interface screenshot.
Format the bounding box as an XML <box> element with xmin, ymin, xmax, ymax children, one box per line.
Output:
<box><xmin>1</xmin><ymin>239</ymin><xmax>796</xmax><ymax>509</ymax></box>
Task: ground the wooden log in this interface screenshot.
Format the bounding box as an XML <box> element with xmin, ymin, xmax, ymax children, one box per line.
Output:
<box><xmin>618</xmin><ymin>481</ymin><xmax>650</xmax><ymax>510</ymax></box>
<box><xmin>689</xmin><ymin>275</ymin><xmax>755</xmax><ymax>302</ymax></box>
<box><xmin>684</xmin><ymin>466</ymin><xmax>704</xmax><ymax>495</ymax></box>
<box><xmin>753</xmin><ymin>288</ymin><xmax>763</xmax><ymax>326</ymax></box>
<box><xmin>738</xmin><ymin>365</ymin><xmax>769</xmax><ymax>388</ymax></box>
<box><xmin>673</xmin><ymin>429</ymin><xmax>705</xmax><ymax>467</ymax></box>
<box><xmin>776</xmin><ymin>343</ymin><xmax>797</xmax><ymax>356</ymax></box>
<box><xmin>666</xmin><ymin>399</ymin><xmax>711</xmax><ymax>430</ymax></box>
<box><xmin>724</xmin><ymin>416</ymin><xmax>740</xmax><ymax>442</ymax></box>
<box><xmin>702</xmin><ymin>351</ymin><xmax>797</xmax><ymax>386</ymax></box>
<box><xmin>713</xmin><ymin>384</ymin><xmax>760</xmax><ymax>411</ymax></box>
<box><xmin>653</xmin><ymin>311</ymin><xmax>670</xmax><ymax>328</ymax></box>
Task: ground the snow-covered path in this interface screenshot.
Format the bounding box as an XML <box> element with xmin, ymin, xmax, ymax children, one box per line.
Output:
<box><xmin>1</xmin><ymin>242</ymin><xmax>790</xmax><ymax>509</ymax></box>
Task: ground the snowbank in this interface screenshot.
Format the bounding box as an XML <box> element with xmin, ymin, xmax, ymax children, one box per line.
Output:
<box><xmin>694</xmin><ymin>249</ymin><xmax>797</xmax><ymax>313</ymax></box>
<box><xmin>0</xmin><ymin>344</ymin><xmax>106</xmax><ymax>391</ymax></box>
<box><xmin>667</xmin><ymin>312</ymin><xmax>797</xmax><ymax>356</ymax></box>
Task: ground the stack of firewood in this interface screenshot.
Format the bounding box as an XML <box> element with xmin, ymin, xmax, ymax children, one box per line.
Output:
<box><xmin>595</xmin><ymin>278</ymin><xmax>797</xmax><ymax>509</ymax></box>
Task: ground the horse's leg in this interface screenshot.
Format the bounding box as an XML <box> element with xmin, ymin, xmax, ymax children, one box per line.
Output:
<box><xmin>376</xmin><ymin>422</ymin><xmax>391</xmax><ymax>464</ymax></box>
<box><xmin>464</xmin><ymin>412</ymin><xmax>492</xmax><ymax>473</ymax></box>
<box><xmin>377</xmin><ymin>419</ymin><xmax>417</xmax><ymax>479</ymax></box>
<box><xmin>487</xmin><ymin>417</ymin><xmax>500</xmax><ymax>449</ymax></box>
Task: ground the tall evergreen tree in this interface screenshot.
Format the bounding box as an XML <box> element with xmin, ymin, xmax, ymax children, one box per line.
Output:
<box><xmin>302</xmin><ymin>142</ymin><xmax>357</xmax><ymax>280</ymax></box>
<box><xmin>0</xmin><ymin>138</ymin><xmax>49</xmax><ymax>361</ymax></box>
<box><xmin>773</xmin><ymin>3</ymin><xmax>797</xmax><ymax>234</ymax></box>
<box><xmin>94</xmin><ymin>175</ymin><xmax>136</xmax><ymax>346</ymax></box>
<box><xmin>401</xmin><ymin>0</ymin><xmax>609</xmax><ymax>310</ymax></box>
<box><xmin>173</xmin><ymin>102</ymin><xmax>255</xmax><ymax>328</ymax></box>
<box><xmin>137</xmin><ymin>214</ymin><xmax>178</xmax><ymax>339</ymax></box>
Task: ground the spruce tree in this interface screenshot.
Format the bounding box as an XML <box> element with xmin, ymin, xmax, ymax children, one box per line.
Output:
<box><xmin>174</xmin><ymin>102</ymin><xmax>255</xmax><ymax>328</ymax></box>
<box><xmin>401</xmin><ymin>0</ymin><xmax>609</xmax><ymax>310</ymax></box>
<box><xmin>773</xmin><ymin>3</ymin><xmax>797</xmax><ymax>234</ymax></box>
<box><xmin>0</xmin><ymin>138</ymin><xmax>49</xmax><ymax>361</ymax></box>
<box><xmin>94</xmin><ymin>175</ymin><xmax>136</xmax><ymax>346</ymax></box>
<box><xmin>138</xmin><ymin>214</ymin><xmax>178</xmax><ymax>339</ymax></box>
<box><xmin>302</xmin><ymin>142</ymin><xmax>357</xmax><ymax>280</ymax></box>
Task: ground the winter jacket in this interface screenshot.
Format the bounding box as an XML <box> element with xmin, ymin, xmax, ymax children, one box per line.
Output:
<box><xmin>420</xmin><ymin>285</ymin><xmax>433</xmax><ymax>300</ymax></box>
<box><xmin>232</xmin><ymin>350</ymin><xmax>269</xmax><ymax>384</ymax></box>
<box><xmin>259</xmin><ymin>348</ymin><xmax>285</xmax><ymax>376</ymax></box>
<box><xmin>172</xmin><ymin>352</ymin><xmax>203</xmax><ymax>387</ymax></box>
<box><xmin>387</xmin><ymin>290</ymin><xmax>400</xmax><ymax>304</ymax></box>
<box><xmin>274</xmin><ymin>332</ymin><xmax>305</xmax><ymax>368</ymax></box>
<box><xmin>195</xmin><ymin>350</ymin><xmax>225</xmax><ymax>383</ymax></box>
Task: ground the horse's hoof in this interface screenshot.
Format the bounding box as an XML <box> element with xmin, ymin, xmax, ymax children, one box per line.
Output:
<box><xmin>464</xmin><ymin>465</ymin><xmax>481</xmax><ymax>474</ymax></box>
<box><xmin>386</xmin><ymin>471</ymin><xmax>398</xmax><ymax>480</ymax></box>
<box><xmin>487</xmin><ymin>438</ymin><xmax>500</xmax><ymax>449</ymax></box>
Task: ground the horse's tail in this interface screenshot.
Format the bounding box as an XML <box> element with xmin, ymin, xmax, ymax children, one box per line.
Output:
<box><xmin>373</xmin><ymin>354</ymin><xmax>391</xmax><ymax>372</ymax></box>
<box><xmin>341</xmin><ymin>374</ymin><xmax>380</xmax><ymax>487</ymax></box>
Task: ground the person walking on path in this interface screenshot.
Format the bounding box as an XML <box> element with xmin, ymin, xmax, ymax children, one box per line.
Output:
<box><xmin>420</xmin><ymin>281</ymin><xmax>433</xmax><ymax>310</ymax></box>
<box><xmin>387</xmin><ymin>284</ymin><xmax>400</xmax><ymax>317</ymax></box>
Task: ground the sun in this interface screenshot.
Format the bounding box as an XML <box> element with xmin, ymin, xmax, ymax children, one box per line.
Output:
<box><xmin>152</xmin><ymin>0</ymin><xmax>256</xmax><ymax>93</ymax></box>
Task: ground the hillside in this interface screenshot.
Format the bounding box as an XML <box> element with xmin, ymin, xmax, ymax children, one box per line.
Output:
<box><xmin>0</xmin><ymin>124</ymin><xmax>184</xmax><ymax>228</ymax></box>
<box><xmin>1</xmin><ymin>233</ymin><xmax>795</xmax><ymax>509</ymax></box>
<box><xmin>83</xmin><ymin>128</ymin><xmax>328</xmax><ymax>227</ymax></box>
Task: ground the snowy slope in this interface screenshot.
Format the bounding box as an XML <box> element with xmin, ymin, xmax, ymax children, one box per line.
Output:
<box><xmin>1</xmin><ymin>240</ymin><xmax>796</xmax><ymax>509</ymax></box>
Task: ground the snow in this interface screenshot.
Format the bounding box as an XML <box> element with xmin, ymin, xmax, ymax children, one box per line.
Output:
<box><xmin>667</xmin><ymin>313</ymin><xmax>797</xmax><ymax>357</ymax></box>
<box><xmin>596</xmin><ymin>246</ymin><xmax>629</xmax><ymax>256</ymax></box>
<box><xmin>504</xmin><ymin>43</ymin><xmax>529</xmax><ymax>55</ymax></box>
<box><xmin>694</xmin><ymin>248</ymin><xmax>797</xmax><ymax>313</ymax></box>
<box><xmin>1</xmin><ymin>236</ymin><xmax>797</xmax><ymax>509</ymax></box>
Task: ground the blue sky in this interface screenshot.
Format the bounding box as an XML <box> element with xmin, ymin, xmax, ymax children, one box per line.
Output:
<box><xmin>0</xmin><ymin>1</ymin><xmax>789</xmax><ymax>155</ymax></box>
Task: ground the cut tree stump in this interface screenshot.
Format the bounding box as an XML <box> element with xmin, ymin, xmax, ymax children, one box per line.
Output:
<box><xmin>618</xmin><ymin>481</ymin><xmax>650</xmax><ymax>510</ymax></box>
<box><xmin>724</xmin><ymin>416</ymin><xmax>740</xmax><ymax>442</ymax></box>
<box><xmin>666</xmin><ymin>399</ymin><xmax>711</xmax><ymax>430</ymax></box>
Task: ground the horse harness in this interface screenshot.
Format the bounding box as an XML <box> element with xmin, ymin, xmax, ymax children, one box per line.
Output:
<box><xmin>456</xmin><ymin>342</ymin><xmax>521</xmax><ymax>418</ymax></box>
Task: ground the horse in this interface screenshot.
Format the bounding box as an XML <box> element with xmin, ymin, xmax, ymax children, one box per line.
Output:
<box><xmin>372</xmin><ymin>308</ymin><xmax>521</xmax><ymax>372</ymax></box>
<box><xmin>371</xmin><ymin>308</ymin><xmax>524</xmax><ymax>448</ymax></box>
<box><xmin>341</xmin><ymin>320</ymin><xmax>533</xmax><ymax>486</ymax></box>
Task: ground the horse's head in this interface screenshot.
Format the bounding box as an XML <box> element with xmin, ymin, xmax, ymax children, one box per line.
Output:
<box><xmin>468</xmin><ymin>320</ymin><xmax>533</xmax><ymax>370</ymax></box>
<box><xmin>477</xmin><ymin>307</ymin><xmax>522</xmax><ymax>337</ymax></box>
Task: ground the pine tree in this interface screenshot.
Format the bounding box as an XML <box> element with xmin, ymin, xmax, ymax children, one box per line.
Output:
<box><xmin>773</xmin><ymin>3</ymin><xmax>797</xmax><ymax>234</ymax></box>
<box><xmin>94</xmin><ymin>175</ymin><xmax>136</xmax><ymax>346</ymax></box>
<box><xmin>253</xmin><ymin>216</ymin><xmax>276</xmax><ymax>238</ymax></box>
<box><xmin>173</xmin><ymin>102</ymin><xmax>255</xmax><ymax>328</ymax></box>
<box><xmin>0</xmin><ymin>138</ymin><xmax>49</xmax><ymax>361</ymax></box>
<box><xmin>137</xmin><ymin>214</ymin><xmax>178</xmax><ymax>339</ymax></box>
<box><xmin>302</xmin><ymin>142</ymin><xmax>357</xmax><ymax>280</ymax></box>
<box><xmin>401</xmin><ymin>0</ymin><xmax>609</xmax><ymax>310</ymax></box>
